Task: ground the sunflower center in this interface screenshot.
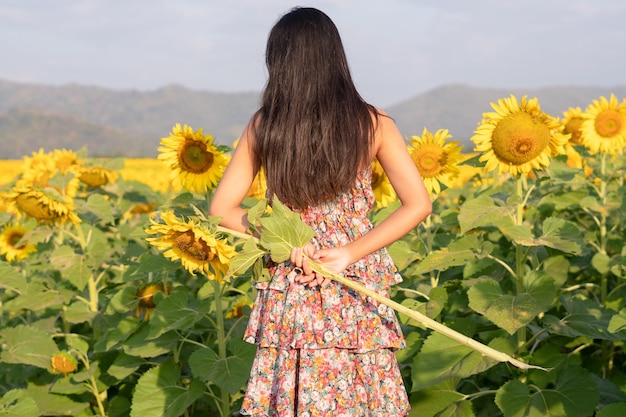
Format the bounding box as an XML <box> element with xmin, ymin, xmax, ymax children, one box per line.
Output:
<box><xmin>564</xmin><ymin>117</ymin><xmax>584</xmax><ymax>145</ymax></box>
<box><xmin>371</xmin><ymin>170</ymin><xmax>383</xmax><ymax>188</ymax></box>
<box><xmin>8</xmin><ymin>231</ymin><xmax>26</xmax><ymax>249</ymax></box>
<box><xmin>594</xmin><ymin>109</ymin><xmax>622</xmax><ymax>138</ymax></box>
<box><xmin>175</xmin><ymin>230</ymin><xmax>213</xmax><ymax>261</ymax></box>
<box><xmin>179</xmin><ymin>141</ymin><xmax>214</xmax><ymax>174</ymax></box>
<box><xmin>412</xmin><ymin>144</ymin><xmax>446</xmax><ymax>178</ymax></box>
<box><xmin>491</xmin><ymin>112</ymin><xmax>551</xmax><ymax>165</ymax></box>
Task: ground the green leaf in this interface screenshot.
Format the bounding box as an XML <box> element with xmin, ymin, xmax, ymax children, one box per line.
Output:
<box><xmin>123</xmin><ymin>328</ymin><xmax>179</xmax><ymax>358</ymax></box>
<box><xmin>458</xmin><ymin>194</ymin><xmax>515</xmax><ymax>233</ymax></box>
<box><xmin>607</xmin><ymin>308</ymin><xmax>626</xmax><ymax>333</ymax></box>
<box><xmin>467</xmin><ymin>272</ymin><xmax>556</xmax><ymax>335</ymax></box>
<box><xmin>597</xmin><ymin>403</ymin><xmax>626</xmax><ymax>417</ymax></box>
<box><xmin>93</xmin><ymin>315</ymin><xmax>142</xmax><ymax>352</ymax></box>
<box><xmin>146</xmin><ymin>289</ymin><xmax>211</xmax><ymax>339</ymax></box>
<box><xmin>188</xmin><ymin>348</ymin><xmax>251</xmax><ymax>395</ymax></box>
<box><xmin>435</xmin><ymin>400</ymin><xmax>475</xmax><ymax>417</ymax></box>
<box><xmin>26</xmin><ymin>384</ymin><xmax>90</xmax><ymax>416</ymax></box>
<box><xmin>0</xmin><ymin>325</ymin><xmax>59</xmax><ymax>370</ymax></box>
<box><xmin>0</xmin><ymin>389</ymin><xmax>39</xmax><ymax>417</ymax></box>
<box><xmin>106</xmin><ymin>352</ymin><xmax>145</xmax><ymax>381</ymax></box>
<box><xmin>592</xmin><ymin>252</ymin><xmax>611</xmax><ymax>274</ymax></box>
<box><xmin>498</xmin><ymin>218</ymin><xmax>583</xmax><ymax>255</ymax></box>
<box><xmin>259</xmin><ymin>199</ymin><xmax>315</xmax><ymax>263</ymax></box>
<box><xmin>411</xmin><ymin>329</ymin><xmax>506</xmax><ymax>391</ymax></box>
<box><xmin>495</xmin><ymin>367</ymin><xmax>599</xmax><ymax>417</ymax></box>
<box><xmin>130</xmin><ymin>360</ymin><xmax>204</xmax><ymax>417</ymax></box>
<box><xmin>79</xmin><ymin>193</ymin><xmax>115</xmax><ymax>224</ymax></box>
<box><xmin>543</xmin><ymin>296</ymin><xmax>626</xmax><ymax>341</ymax></box>
<box><xmin>226</xmin><ymin>237</ymin><xmax>266</xmax><ymax>280</ymax></box>
<box><xmin>0</xmin><ymin>262</ymin><xmax>27</xmax><ymax>294</ymax></box>
<box><xmin>409</xmin><ymin>379</ymin><xmax>465</xmax><ymax>417</ymax></box>
<box><xmin>534</xmin><ymin>218</ymin><xmax>584</xmax><ymax>255</ymax></box>
<box><xmin>64</xmin><ymin>300</ymin><xmax>97</xmax><ymax>324</ymax></box>
<box><xmin>49</xmin><ymin>245</ymin><xmax>91</xmax><ymax>291</ymax></box>
<box><xmin>411</xmin><ymin>248</ymin><xmax>476</xmax><ymax>275</ymax></box>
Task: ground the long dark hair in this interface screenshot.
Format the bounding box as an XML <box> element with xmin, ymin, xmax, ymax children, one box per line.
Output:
<box><xmin>252</xmin><ymin>7</ymin><xmax>378</xmax><ymax>209</ymax></box>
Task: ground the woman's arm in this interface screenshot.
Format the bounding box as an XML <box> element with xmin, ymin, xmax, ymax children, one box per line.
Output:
<box><xmin>303</xmin><ymin>111</ymin><xmax>432</xmax><ymax>279</ymax></box>
<box><xmin>208</xmin><ymin>122</ymin><xmax>257</xmax><ymax>234</ymax></box>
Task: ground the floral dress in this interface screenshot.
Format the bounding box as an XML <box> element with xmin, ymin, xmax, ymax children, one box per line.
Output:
<box><xmin>240</xmin><ymin>168</ymin><xmax>410</xmax><ymax>417</ymax></box>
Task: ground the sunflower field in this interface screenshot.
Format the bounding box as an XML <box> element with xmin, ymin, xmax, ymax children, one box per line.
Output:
<box><xmin>1</xmin><ymin>93</ymin><xmax>626</xmax><ymax>417</ymax></box>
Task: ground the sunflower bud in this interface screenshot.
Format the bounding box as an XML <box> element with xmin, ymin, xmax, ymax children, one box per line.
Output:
<box><xmin>51</xmin><ymin>352</ymin><xmax>78</xmax><ymax>377</ymax></box>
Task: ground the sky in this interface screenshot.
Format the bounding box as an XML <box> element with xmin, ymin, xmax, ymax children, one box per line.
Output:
<box><xmin>1</xmin><ymin>0</ymin><xmax>625</xmax><ymax>107</ymax></box>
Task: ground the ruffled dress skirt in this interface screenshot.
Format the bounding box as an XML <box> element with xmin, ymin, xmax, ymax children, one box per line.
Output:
<box><xmin>239</xmin><ymin>170</ymin><xmax>411</xmax><ymax>416</ymax></box>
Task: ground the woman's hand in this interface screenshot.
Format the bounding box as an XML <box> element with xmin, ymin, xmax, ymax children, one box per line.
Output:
<box><xmin>290</xmin><ymin>244</ymin><xmax>353</xmax><ymax>287</ymax></box>
<box><xmin>290</xmin><ymin>244</ymin><xmax>329</xmax><ymax>287</ymax></box>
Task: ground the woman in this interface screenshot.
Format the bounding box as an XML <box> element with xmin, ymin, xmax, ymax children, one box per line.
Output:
<box><xmin>210</xmin><ymin>6</ymin><xmax>432</xmax><ymax>416</ymax></box>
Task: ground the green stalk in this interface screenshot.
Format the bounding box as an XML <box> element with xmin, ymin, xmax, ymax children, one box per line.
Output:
<box><xmin>217</xmin><ymin>226</ymin><xmax>547</xmax><ymax>371</ymax></box>
<box><xmin>515</xmin><ymin>176</ymin><xmax>526</xmax><ymax>353</ymax></box>
<box><xmin>212</xmin><ymin>279</ymin><xmax>231</xmax><ymax>417</ymax></box>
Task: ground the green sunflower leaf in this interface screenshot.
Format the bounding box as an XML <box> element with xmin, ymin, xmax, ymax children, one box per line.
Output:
<box><xmin>130</xmin><ymin>360</ymin><xmax>204</xmax><ymax>417</ymax></box>
<box><xmin>458</xmin><ymin>194</ymin><xmax>515</xmax><ymax>234</ymax></box>
<box><xmin>495</xmin><ymin>367</ymin><xmax>599</xmax><ymax>417</ymax></box>
<box><xmin>188</xmin><ymin>347</ymin><xmax>252</xmax><ymax>394</ymax></box>
<box><xmin>0</xmin><ymin>389</ymin><xmax>39</xmax><ymax>417</ymax></box>
<box><xmin>225</xmin><ymin>237</ymin><xmax>266</xmax><ymax>280</ymax></box>
<box><xmin>259</xmin><ymin>199</ymin><xmax>315</xmax><ymax>263</ymax></box>
<box><xmin>146</xmin><ymin>289</ymin><xmax>211</xmax><ymax>339</ymax></box>
<box><xmin>0</xmin><ymin>325</ymin><xmax>59</xmax><ymax>370</ymax></box>
<box><xmin>467</xmin><ymin>272</ymin><xmax>556</xmax><ymax>335</ymax></box>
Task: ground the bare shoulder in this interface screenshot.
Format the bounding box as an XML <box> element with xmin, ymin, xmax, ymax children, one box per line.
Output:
<box><xmin>371</xmin><ymin>107</ymin><xmax>403</xmax><ymax>156</ymax></box>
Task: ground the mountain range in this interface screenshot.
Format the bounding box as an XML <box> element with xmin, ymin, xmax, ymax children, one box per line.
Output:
<box><xmin>1</xmin><ymin>79</ymin><xmax>625</xmax><ymax>159</ymax></box>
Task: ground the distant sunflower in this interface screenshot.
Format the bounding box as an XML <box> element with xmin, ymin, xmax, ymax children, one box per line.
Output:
<box><xmin>562</xmin><ymin>107</ymin><xmax>586</xmax><ymax>145</ymax></box>
<box><xmin>146</xmin><ymin>211</ymin><xmax>236</xmax><ymax>280</ymax></box>
<box><xmin>21</xmin><ymin>148</ymin><xmax>56</xmax><ymax>173</ymax></box>
<box><xmin>78</xmin><ymin>166</ymin><xmax>118</xmax><ymax>187</ymax></box>
<box><xmin>8</xmin><ymin>184</ymin><xmax>81</xmax><ymax>225</ymax></box>
<box><xmin>158</xmin><ymin>124</ymin><xmax>231</xmax><ymax>193</ymax></box>
<box><xmin>52</xmin><ymin>149</ymin><xmax>81</xmax><ymax>174</ymax></box>
<box><xmin>580</xmin><ymin>94</ymin><xmax>626</xmax><ymax>154</ymax></box>
<box><xmin>247</xmin><ymin>168</ymin><xmax>268</xmax><ymax>200</ymax></box>
<box><xmin>407</xmin><ymin>128</ymin><xmax>463</xmax><ymax>196</ymax></box>
<box><xmin>225</xmin><ymin>296</ymin><xmax>253</xmax><ymax>319</ymax></box>
<box><xmin>9</xmin><ymin>161</ymin><xmax>81</xmax><ymax>223</ymax></box>
<box><xmin>0</xmin><ymin>223</ymin><xmax>36</xmax><ymax>262</ymax></box>
<box><xmin>471</xmin><ymin>94</ymin><xmax>569</xmax><ymax>176</ymax></box>
<box><xmin>370</xmin><ymin>158</ymin><xmax>396</xmax><ymax>208</ymax></box>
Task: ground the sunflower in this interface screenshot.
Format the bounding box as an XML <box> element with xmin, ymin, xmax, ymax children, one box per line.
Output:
<box><xmin>8</xmin><ymin>184</ymin><xmax>81</xmax><ymax>225</ymax></box>
<box><xmin>50</xmin><ymin>352</ymin><xmax>78</xmax><ymax>377</ymax></box>
<box><xmin>471</xmin><ymin>94</ymin><xmax>569</xmax><ymax>176</ymax></box>
<box><xmin>225</xmin><ymin>296</ymin><xmax>253</xmax><ymax>319</ymax></box>
<box><xmin>133</xmin><ymin>283</ymin><xmax>171</xmax><ymax>320</ymax></box>
<box><xmin>21</xmin><ymin>148</ymin><xmax>56</xmax><ymax>174</ymax></box>
<box><xmin>562</xmin><ymin>107</ymin><xmax>586</xmax><ymax>145</ymax></box>
<box><xmin>146</xmin><ymin>211</ymin><xmax>236</xmax><ymax>280</ymax></box>
<box><xmin>0</xmin><ymin>222</ymin><xmax>37</xmax><ymax>262</ymax></box>
<box><xmin>52</xmin><ymin>149</ymin><xmax>81</xmax><ymax>174</ymax></box>
<box><xmin>407</xmin><ymin>128</ymin><xmax>463</xmax><ymax>196</ymax></box>
<box><xmin>78</xmin><ymin>166</ymin><xmax>118</xmax><ymax>187</ymax></box>
<box><xmin>580</xmin><ymin>94</ymin><xmax>626</xmax><ymax>154</ymax></box>
<box><xmin>370</xmin><ymin>158</ymin><xmax>396</xmax><ymax>208</ymax></box>
<box><xmin>247</xmin><ymin>168</ymin><xmax>268</xmax><ymax>200</ymax></box>
<box><xmin>158</xmin><ymin>123</ymin><xmax>231</xmax><ymax>193</ymax></box>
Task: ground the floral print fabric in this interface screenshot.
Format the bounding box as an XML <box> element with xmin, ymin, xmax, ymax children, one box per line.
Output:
<box><xmin>240</xmin><ymin>169</ymin><xmax>410</xmax><ymax>416</ymax></box>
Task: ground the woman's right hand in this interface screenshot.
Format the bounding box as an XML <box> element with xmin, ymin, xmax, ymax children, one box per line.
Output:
<box><xmin>290</xmin><ymin>244</ymin><xmax>329</xmax><ymax>287</ymax></box>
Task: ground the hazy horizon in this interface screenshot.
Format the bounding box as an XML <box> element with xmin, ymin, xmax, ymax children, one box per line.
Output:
<box><xmin>1</xmin><ymin>0</ymin><xmax>625</xmax><ymax>107</ymax></box>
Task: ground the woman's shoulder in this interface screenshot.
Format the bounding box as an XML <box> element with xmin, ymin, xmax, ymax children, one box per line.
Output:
<box><xmin>370</xmin><ymin>108</ymin><xmax>401</xmax><ymax>155</ymax></box>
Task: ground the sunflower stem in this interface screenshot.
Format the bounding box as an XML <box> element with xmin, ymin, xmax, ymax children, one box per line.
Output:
<box><xmin>515</xmin><ymin>176</ymin><xmax>527</xmax><ymax>353</ymax></box>
<box><xmin>218</xmin><ymin>226</ymin><xmax>546</xmax><ymax>371</ymax></box>
<box><xmin>212</xmin><ymin>279</ymin><xmax>231</xmax><ymax>417</ymax></box>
